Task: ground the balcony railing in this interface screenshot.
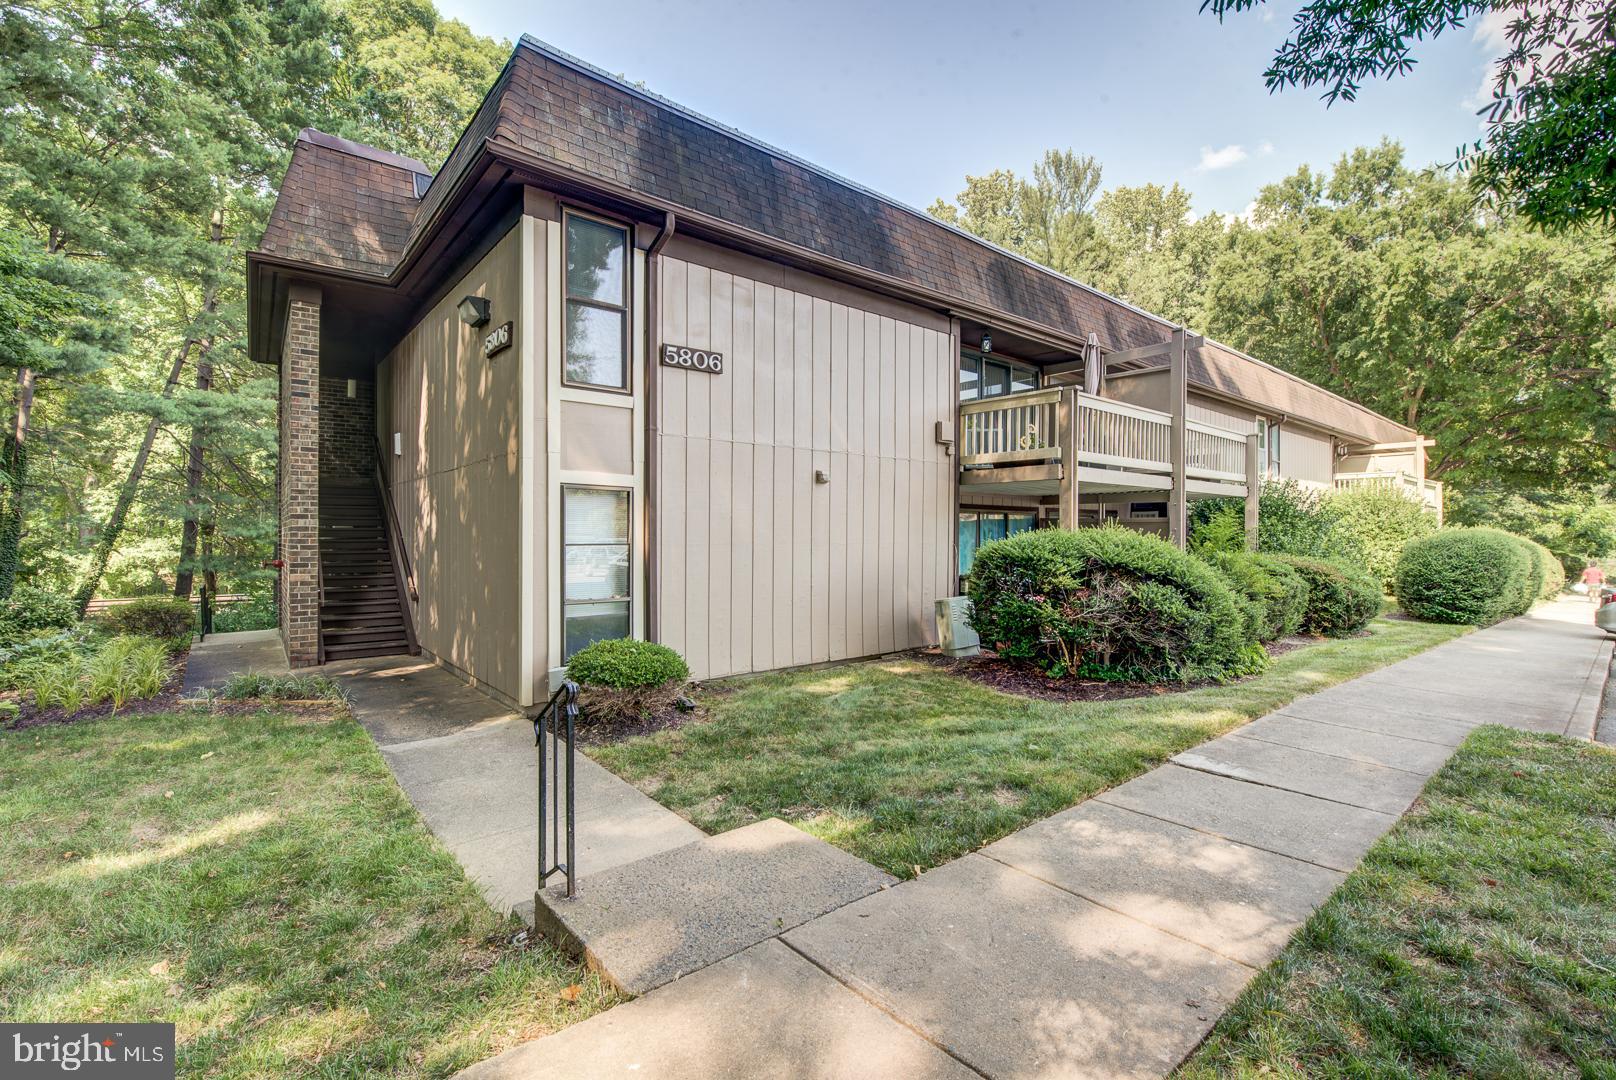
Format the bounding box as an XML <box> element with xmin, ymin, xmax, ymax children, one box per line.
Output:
<box><xmin>1335</xmin><ymin>471</ymin><xmax>1444</xmax><ymax>517</ymax></box>
<box><xmin>960</xmin><ymin>387</ymin><xmax>1249</xmax><ymax>484</ymax></box>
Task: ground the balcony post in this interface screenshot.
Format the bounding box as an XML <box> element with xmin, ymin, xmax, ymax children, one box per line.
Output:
<box><xmin>1244</xmin><ymin>432</ymin><xmax>1261</xmax><ymax>551</ymax></box>
<box><xmin>1058</xmin><ymin>388</ymin><xmax>1081</xmax><ymax>529</ymax></box>
<box><xmin>1166</xmin><ymin>328</ymin><xmax>1188</xmax><ymax>549</ymax></box>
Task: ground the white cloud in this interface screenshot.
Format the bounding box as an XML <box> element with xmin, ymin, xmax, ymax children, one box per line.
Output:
<box><xmin>1257</xmin><ymin>140</ymin><xmax>1276</xmax><ymax>157</ymax></box>
<box><xmin>1473</xmin><ymin>9</ymin><xmax>1511</xmax><ymax>52</ymax></box>
<box><xmin>1195</xmin><ymin>144</ymin><xmax>1249</xmax><ymax>172</ymax></box>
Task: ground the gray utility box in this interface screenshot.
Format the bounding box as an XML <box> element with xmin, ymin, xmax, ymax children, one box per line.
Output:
<box><xmin>935</xmin><ymin>596</ymin><xmax>981</xmax><ymax>658</ymax></box>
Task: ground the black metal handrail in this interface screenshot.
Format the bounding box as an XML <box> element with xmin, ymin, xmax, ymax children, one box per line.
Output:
<box><xmin>535</xmin><ymin>679</ymin><xmax>580</xmax><ymax>901</ymax></box>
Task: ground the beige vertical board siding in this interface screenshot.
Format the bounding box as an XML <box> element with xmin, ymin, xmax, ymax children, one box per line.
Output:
<box><xmin>1187</xmin><ymin>393</ymin><xmax>1259</xmax><ymax>434</ymax></box>
<box><xmin>1105</xmin><ymin>369</ymin><xmax>1169</xmax><ymax>412</ymax></box>
<box><xmin>376</xmin><ymin>225</ymin><xmax>522</xmax><ymax>703</ymax></box>
<box><xmin>1280</xmin><ymin>422</ymin><xmax>1336</xmax><ymax>485</ymax></box>
<box><xmin>653</xmin><ymin>244</ymin><xmax>952</xmax><ymax>679</ymax></box>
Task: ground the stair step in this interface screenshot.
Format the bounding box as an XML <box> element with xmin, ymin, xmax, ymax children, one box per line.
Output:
<box><xmin>322</xmin><ymin>627</ymin><xmax>411</xmax><ymax>646</ymax></box>
<box><xmin>524</xmin><ymin>819</ymin><xmax>894</xmax><ymax>995</ymax></box>
<box><xmin>322</xmin><ymin>642</ymin><xmax>410</xmax><ymax>661</ymax></box>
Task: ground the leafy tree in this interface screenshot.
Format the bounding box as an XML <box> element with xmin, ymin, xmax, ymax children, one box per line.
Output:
<box><xmin>1448</xmin><ymin>487</ymin><xmax>1616</xmax><ymax>574</ymax></box>
<box><xmin>1202</xmin><ymin>0</ymin><xmax>1616</xmax><ymax>229</ymax></box>
<box><xmin>928</xmin><ymin>150</ymin><xmax>1105</xmax><ymax>280</ymax></box>
<box><xmin>1204</xmin><ymin>142</ymin><xmax>1616</xmax><ymax>494</ymax></box>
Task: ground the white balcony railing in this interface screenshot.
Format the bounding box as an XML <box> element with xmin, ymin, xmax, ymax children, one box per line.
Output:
<box><xmin>1335</xmin><ymin>471</ymin><xmax>1444</xmax><ymax>517</ymax></box>
<box><xmin>960</xmin><ymin>387</ymin><xmax>1249</xmax><ymax>484</ymax></box>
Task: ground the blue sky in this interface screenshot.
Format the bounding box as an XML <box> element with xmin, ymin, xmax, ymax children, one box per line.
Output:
<box><xmin>436</xmin><ymin>0</ymin><xmax>1505</xmax><ymax>217</ymax></box>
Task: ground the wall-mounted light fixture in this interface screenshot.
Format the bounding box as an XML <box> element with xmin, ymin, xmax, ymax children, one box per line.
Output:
<box><xmin>457</xmin><ymin>295</ymin><xmax>491</xmax><ymax>328</ymax></box>
<box><xmin>980</xmin><ymin>331</ymin><xmax>993</xmax><ymax>354</ymax></box>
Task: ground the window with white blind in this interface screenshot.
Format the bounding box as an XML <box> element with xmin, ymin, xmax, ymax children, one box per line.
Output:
<box><xmin>562</xmin><ymin>487</ymin><xmax>631</xmax><ymax>659</ymax></box>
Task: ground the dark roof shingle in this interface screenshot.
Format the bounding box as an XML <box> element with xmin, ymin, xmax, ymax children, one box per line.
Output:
<box><xmin>258</xmin><ymin>130</ymin><xmax>427</xmax><ymax>277</ymax></box>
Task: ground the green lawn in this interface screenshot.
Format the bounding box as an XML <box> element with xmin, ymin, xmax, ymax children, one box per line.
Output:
<box><xmin>591</xmin><ymin>617</ymin><xmax>1468</xmax><ymax>877</ymax></box>
<box><xmin>1179</xmin><ymin>727</ymin><xmax>1616</xmax><ymax>1078</ymax></box>
<box><xmin>0</xmin><ymin>707</ymin><xmax>616</xmax><ymax>1078</ymax></box>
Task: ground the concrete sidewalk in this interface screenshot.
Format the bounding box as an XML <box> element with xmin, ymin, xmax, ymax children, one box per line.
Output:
<box><xmin>181</xmin><ymin>629</ymin><xmax>288</xmax><ymax>692</ymax></box>
<box><xmin>460</xmin><ymin>599</ymin><xmax>1609</xmax><ymax>1080</ymax></box>
<box><xmin>327</xmin><ymin>655</ymin><xmax>703</xmax><ymax>914</ymax></box>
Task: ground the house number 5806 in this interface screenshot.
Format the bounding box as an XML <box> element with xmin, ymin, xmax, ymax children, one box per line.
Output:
<box><xmin>660</xmin><ymin>344</ymin><xmax>724</xmax><ymax>374</ymax></box>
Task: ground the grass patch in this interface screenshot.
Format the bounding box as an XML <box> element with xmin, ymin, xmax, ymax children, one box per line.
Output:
<box><xmin>1179</xmin><ymin>727</ymin><xmax>1616</xmax><ymax>1078</ymax></box>
<box><xmin>0</xmin><ymin>707</ymin><xmax>616</xmax><ymax>1077</ymax></box>
<box><xmin>591</xmin><ymin>617</ymin><xmax>1467</xmax><ymax>876</ymax></box>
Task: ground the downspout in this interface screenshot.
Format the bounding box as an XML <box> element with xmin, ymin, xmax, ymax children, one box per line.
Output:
<box><xmin>644</xmin><ymin>211</ymin><xmax>676</xmax><ymax>643</ymax></box>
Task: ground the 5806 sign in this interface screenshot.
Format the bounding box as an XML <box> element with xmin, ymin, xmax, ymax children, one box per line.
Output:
<box><xmin>660</xmin><ymin>343</ymin><xmax>723</xmax><ymax>374</ymax></box>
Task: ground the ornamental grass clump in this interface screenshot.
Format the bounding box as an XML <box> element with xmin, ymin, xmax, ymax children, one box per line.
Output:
<box><xmin>14</xmin><ymin>635</ymin><xmax>171</xmax><ymax>714</ymax></box>
<box><xmin>1268</xmin><ymin>555</ymin><xmax>1382</xmax><ymax>636</ymax></box>
<box><xmin>967</xmin><ymin>525</ymin><xmax>1262</xmax><ymax>683</ymax></box>
<box><xmin>1394</xmin><ymin>527</ymin><xmax>1536</xmax><ymax>625</ymax></box>
<box><xmin>565</xmin><ymin>638</ymin><xmax>691</xmax><ymax>723</ymax></box>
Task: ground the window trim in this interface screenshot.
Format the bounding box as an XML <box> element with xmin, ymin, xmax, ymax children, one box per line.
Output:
<box><xmin>561</xmin><ymin>209</ymin><xmax>633</xmax><ymax>395</ymax></box>
<box><xmin>559</xmin><ymin>484</ymin><xmax>633</xmax><ymax>661</ymax></box>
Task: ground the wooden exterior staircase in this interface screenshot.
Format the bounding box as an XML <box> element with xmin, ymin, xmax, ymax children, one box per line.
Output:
<box><xmin>318</xmin><ymin>479</ymin><xmax>418</xmax><ymax>662</ymax></box>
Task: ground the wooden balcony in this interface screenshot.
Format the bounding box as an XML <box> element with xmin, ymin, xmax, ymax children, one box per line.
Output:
<box><xmin>958</xmin><ymin>387</ymin><xmax>1252</xmax><ymax>499</ymax></box>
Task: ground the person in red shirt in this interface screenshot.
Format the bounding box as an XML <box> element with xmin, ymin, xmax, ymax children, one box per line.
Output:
<box><xmin>1581</xmin><ymin>562</ymin><xmax>1605</xmax><ymax>603</ymax></box>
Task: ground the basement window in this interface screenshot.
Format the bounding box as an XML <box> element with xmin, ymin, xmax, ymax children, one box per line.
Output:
<box><xmin>562</xmin><ymin>486</ymin><xmax>631</xmax><ymax>659</ymax></box>
<box><xmin>958</xmin><ymin>511</ymin><xmax>1037</xmax><ymax>576</ymax></box>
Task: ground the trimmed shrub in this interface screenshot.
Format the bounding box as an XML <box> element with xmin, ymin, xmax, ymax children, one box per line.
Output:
<box><xmin>1394</xmin><ymin>527</ymin><xmax>1535</xmax><ymax>625</ymax></box>
<box><xmin>1529</xmin><ymin>539</ymin><xmax>1566</xmax><ymax>598</ymax></box>
<box><xmin>566</xmin><ymin>638</ymin><xmax>690</xmax><ymax>689</ymax></box>
<box><xmin>566</xmin><ymin>638</ymin><xmax>691</xmax><ymax>724</ymax></box>
<box><xmin>1208</xmin><ymin>551</ymin><xmax>1308</xmax><ymax>642</ymax></box>
<box><xmin>0</xmin><ymin>586</ymin><xmax>78</xmax><ymax>644</ymax></box>
<box><xmin>98</xmin><ymin>597</ymin><xmax>195</xmax><ymax>643</ymax></box>
<box><xmin>1329</xmin><ymin>486</ymin><xmax>1439</xmax><ymax>581</ymax></box>
<box><xmin>1270</xmin><ymin>555</ymin><xmax>1382</xmax><ymax>636</ymax></box>
<box><xmin>967</xmin><ymin>525</ymin><xmax>1257</xmax><ymax>682</ymax></box>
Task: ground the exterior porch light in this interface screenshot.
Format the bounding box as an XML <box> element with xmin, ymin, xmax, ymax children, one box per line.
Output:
<box><xmin>980</xmin><ymin>331</ymin><xmax>993</xmax><ymax>354</ymax></box>
<box><xmin>457</xmin><ymin>294</ymin><xmax>491</xmax><ymax>327</ymax></box>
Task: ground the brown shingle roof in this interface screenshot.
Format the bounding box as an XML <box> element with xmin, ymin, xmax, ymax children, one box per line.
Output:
<box><xmin>258</xmin><ymin>130</ymin><xmax>428</xmax><ymax>277</ymax></box>
<box><xmin>485</xmin><ymin>39</ymin><xmax>1167</xmax><ymax>353</ymax></box>
<box><xmin>1188</xmin><ymin>340</ymin><xmax>1414</xmax><ymax>444</ymax></box>
<box><xmin>253</xmin><ymin>41</ymin><xmax>1415</xmax><ymax>445</ymax></box>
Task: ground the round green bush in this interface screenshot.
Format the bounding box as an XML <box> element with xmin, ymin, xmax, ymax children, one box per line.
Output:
<box><xmin>1529</xmin><ymin>539</ymin><xmax>1566</xmax><ymax>598</ymax></box>
<box><xmin>1329</xmin><ymin>486</ymin><xmax>1439</xmax><ymax>581</ymax></box>
<box><xmin>1270</xmin><ymin>555</ymin><xmax>1381</xmax><ymax>636</ymax></box>
<box><xmin>1207</xmin><ymin>551</ymin><xmax>1308</xmax><ymax>642</ymax></box>
<box><xmin>566</xmin><ymin>638</ymin><xmax>690</xmax><ymax>689</ymax></box>
<box><xmin>0</xmin><ymin>586</ymin><xmax>78</xmax><ymax>645</ymax></box>
<box><xmin>97</xmin><ymin>597</ymin><xmax>196</xmax><ymax>642</ymax></box>
<box><xmin>967</xmin><ymin>525</ymin><xmax>1257</xmax><ymax>682</ymax></box>
<box><xmin>1393</xmin><ymin>527</ymin><xmax>1535</xmax><ymax>625</ymax></box>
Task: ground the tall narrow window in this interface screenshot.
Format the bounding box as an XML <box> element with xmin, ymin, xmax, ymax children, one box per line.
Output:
<box><xmin>562</xmin><ymin>487</ymin><xmax>631</xmax><ymax>659</ymax></box>
<box><xmin>564</xmin><ymin>214</ymin><xmax>629</xmax><ymax>390</ymax></box>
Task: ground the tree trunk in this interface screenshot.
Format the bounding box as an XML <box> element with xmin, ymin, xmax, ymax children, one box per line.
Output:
<box><xmin>0</xmin><ymin>368</ymin><xmax>36</xmax><ymax>599</ymax></box>
<box><xmin>71</xmin><ymin>336</ymin><xmax>198</xmax><ymax>615</ymax></box>
<box><xmin>173</xmin><ymin>356</ymin><xmax>215</xmax><ymax>599</ymax></box>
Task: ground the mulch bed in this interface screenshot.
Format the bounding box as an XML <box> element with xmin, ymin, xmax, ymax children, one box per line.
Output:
<box><xmin>572</xmin><ymin>683</ymin><xmax>732</xmax><ymax>746</ymax></box>
<box><xmin>923</xmin><ymin>635</ymin><xmax>1325</xmax><ymax>703</ymax></box>
<box><xmin>0</xmin><ymin>649</ymin><xmax>344</xmax><ymax>733</ymax></box>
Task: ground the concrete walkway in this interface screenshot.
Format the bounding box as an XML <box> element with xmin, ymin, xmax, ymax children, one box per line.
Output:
<box><xmin>324</xmin><ymin>655</ymin><xmax>702</xmax><ymax>914</ymax></box>
<box><xmin>459</xmin><ymin>599</ymin><xmax>1609</xmax><ymax>1080</ymax></box>
<box><xmin>181</xmin><ymin>629</ymin><xmax>288</xmax><ymax>692</ymax></box>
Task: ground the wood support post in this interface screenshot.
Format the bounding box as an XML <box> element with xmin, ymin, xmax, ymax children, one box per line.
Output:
<box><xmin>1058</xmin><ymin>387</ymin><xmax>1081</xmax><ymax>529</ymax></box>
<box><xmin>1244</xmin><ymin>432</ymin><xmax>1261</xmax><ymax>551</ymax></box>
<box><xmin>1166</xmin><ymin>328</ymin><xmax>1188</xmax><ymax>549</ymax></box>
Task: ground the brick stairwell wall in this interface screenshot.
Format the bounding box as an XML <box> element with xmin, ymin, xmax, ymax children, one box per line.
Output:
<box><xmin>279</xmin><ymin>290</ymin><xmax>321</xmax><ymax>666</ymax></box>
<box><xmin>319</xmin><ymin>377</ymin><xmax>376</xmax><ymax>482</ymax></box>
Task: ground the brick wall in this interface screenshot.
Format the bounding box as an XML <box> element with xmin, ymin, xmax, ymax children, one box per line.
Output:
<box><xmin>319</xmin><ymin>376</ymin><xmax>375</xmax><ymax>482</ymax></box>
<box><xmin>280</xmin><ymin>290</ymin><xmax>321</xmax><ymax>666</ymax></box>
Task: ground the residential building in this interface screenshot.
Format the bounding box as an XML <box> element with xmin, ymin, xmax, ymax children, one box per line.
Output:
<box><xmin>249</xmin><ymin>36</ymin><xmax>1437</xmax><ymax>703</ymax></box>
